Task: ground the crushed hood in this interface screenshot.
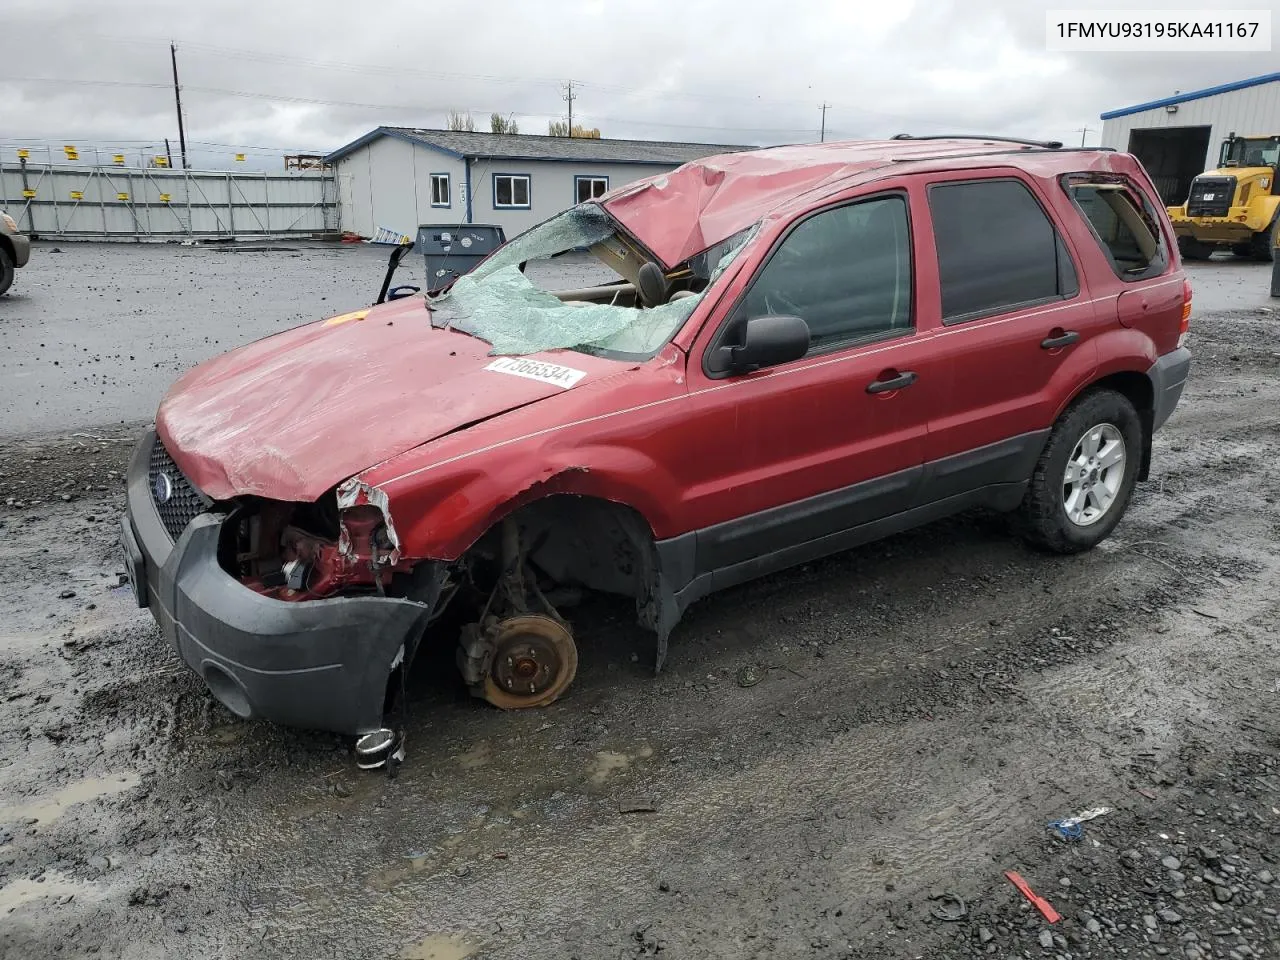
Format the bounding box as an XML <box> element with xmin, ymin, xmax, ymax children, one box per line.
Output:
<box><xmin>156</xmin><ymin>296</ymin><xmax>614</xmax><ymax>502</ymax></box>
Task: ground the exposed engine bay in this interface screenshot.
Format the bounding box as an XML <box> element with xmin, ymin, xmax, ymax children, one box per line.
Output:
<box><xmin>221</xmin><ymin>496</ymin><xmax>412</xmax><ymax>602</ymax></box>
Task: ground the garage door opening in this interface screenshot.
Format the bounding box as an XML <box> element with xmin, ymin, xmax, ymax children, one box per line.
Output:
<box><xmin>1127</xmin><ymin>126</ymin><xmax>1213</xmax><ymax>206</ymax></box>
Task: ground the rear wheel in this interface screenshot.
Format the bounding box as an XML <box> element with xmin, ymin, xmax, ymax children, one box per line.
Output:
<box><xmin>1249</xmin><ymin>217</ymin><xmax>1278</xmax><ymax>262</ymax></box>
<box><xmin>0</xmin><ymin>247</ymin><xmax>12</xmax><ymax>296</ymax></box>
<box><xmin>1017</xmin><ymin>389</ymin><xmax>1143</xmax><ymax>554</ymax></box>
<box><xmin>1178</xmin><ymin>236</ymin><xmax>1214</xmax><ymax>261</ymax></box>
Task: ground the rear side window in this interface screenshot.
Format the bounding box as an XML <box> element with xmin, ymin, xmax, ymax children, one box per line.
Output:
<box><xmin>928</xmin><ymin>179</ymin><xmax>1078</xmax><ymax>324</ymax></box>
<box><xmin>1062</xmin><ymin>176</ymin><xmax>1168</xmax><ymax>281</ymax></box>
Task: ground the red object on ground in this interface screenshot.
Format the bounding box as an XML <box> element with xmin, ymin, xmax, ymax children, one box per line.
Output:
<box><xmin>1004</xmin><ymin>870</ymin><xmax>1061</xmax><ymax>923</ymax></box>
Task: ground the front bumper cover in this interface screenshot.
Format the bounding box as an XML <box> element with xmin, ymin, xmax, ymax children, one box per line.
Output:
<box><xmin>8</xmin><ymin>232</ymin><xmax>30</xmax><ymax>268</ymax></box>
<box><xmin>121</xmin><ymin>428</ymin><xmax>435</xmax><ymax>736</ymax></box>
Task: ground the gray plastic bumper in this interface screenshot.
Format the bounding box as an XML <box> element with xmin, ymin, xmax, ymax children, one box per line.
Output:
<box><xmin>9</xmin><ymin>232</ymin><xmax>30</xmax><ymax>268</ymax></box>
<box><xmin>120</xmin><ymin>429</ymin><xmax>433</xmax><ymax>736</ymax></box>
<box><xmin>1148</xmin><ymin>346</ymin><xmax>1191</xmax><ymax>432</ymax></box>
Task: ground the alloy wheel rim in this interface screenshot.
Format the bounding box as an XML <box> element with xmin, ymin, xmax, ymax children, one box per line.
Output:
<box><xmin>1062</xmin><ymin>423</ymin><xmax>1126</xmax><ymax>527</ymax></box>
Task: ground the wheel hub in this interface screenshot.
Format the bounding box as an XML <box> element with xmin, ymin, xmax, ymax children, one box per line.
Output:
<box><xmin>468</xmin><ymin>614</ymin><xmax>579</xmax><ymax>710</ymax></box>
<box><xmin>493</xmin><ymin>635</ymin><xmax>563</xmax><ymax>698</ymax></box>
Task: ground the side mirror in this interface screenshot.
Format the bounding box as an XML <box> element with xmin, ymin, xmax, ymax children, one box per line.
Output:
<box><xmin>715</xmin><ymin>315</ymin><xmax>809</xmax><ymax>374</ymax></box>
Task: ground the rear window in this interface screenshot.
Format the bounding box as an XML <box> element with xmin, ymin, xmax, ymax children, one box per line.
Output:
<box><xmin>1062</xmin><ymin>175</ymin><xmax>1168</xmax><ymax>282</ymax></box>
<box><xmin>928</xmin><ymin>178</ymin><xmax>1079</xmax><ymax>324</ymax></box>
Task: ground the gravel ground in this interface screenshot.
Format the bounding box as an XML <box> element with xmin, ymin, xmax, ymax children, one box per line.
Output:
<box><xmin>0</xmin><ymin>249</ymin><xmax>1278</xmax><ymax>960</ymax></box>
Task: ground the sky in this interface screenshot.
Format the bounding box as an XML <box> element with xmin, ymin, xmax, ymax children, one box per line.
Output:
<box><xmin>3</xmin><ymin>0</ymin><xmax>1278</xmax><ymax>171</ymax></box>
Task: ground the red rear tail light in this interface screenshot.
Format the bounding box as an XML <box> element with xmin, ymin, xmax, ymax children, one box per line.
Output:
<box><xmin>1179</xmin><ymin>278</ymin><xmax>1192</xmax><ymax>343</ymax></box>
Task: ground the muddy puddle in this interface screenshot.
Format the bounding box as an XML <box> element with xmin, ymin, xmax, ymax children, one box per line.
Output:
<box><xmin>0</xmin><ymin>771</ymin><xmax>140</xmax><ymax>825</ymax></box>
<box><xmin>0</xmin><ymin>870</ymin><xmax>107</xmax><ymax>913</ymax></box>
<box><xmin>399</xmin><ymin>933</ymin><xmax>479</xmax><ymax>960</ymax></box>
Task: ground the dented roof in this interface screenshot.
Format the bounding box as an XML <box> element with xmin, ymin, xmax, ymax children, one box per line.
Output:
<box><xmin>601</xmin><ymin>138</ymin><xmax>1106</xmax><ymax>267</ymax></box>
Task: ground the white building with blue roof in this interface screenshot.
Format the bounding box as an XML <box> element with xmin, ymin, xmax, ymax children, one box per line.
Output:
<box><xmin>1100</xmin><ymin>72</ymin><xmax>1280</xmax><ymax>205</ymax></box>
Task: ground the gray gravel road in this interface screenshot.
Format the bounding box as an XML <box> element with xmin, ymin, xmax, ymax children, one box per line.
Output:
<box><xmin>0</xmin><ymin>247</ymin><xmax>1278</xmax><ymax>960</ymax></box>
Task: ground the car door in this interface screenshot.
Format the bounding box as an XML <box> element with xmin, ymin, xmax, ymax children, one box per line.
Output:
<box><xmin>914</xmin><ymin>172</ymin><xmax>1106</xmax><ymax>502</ymax></box>
<box><xmin>676</xmin><ymin>186</ymin><xmax>946</xmax><ymax>585</ymax></box>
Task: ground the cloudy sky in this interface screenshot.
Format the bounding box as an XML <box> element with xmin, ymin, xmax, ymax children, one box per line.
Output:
<box><xmin>4</xmin><ymin>0</ymin><xmax>1278</xmax><ymax>170</ymax></box>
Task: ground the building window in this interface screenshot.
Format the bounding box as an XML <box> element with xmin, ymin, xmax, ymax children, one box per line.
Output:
<box><xmin>575</xmin><ymin>175</ymin><xmax>609</xmax><ymax>204</ymax></box>
<box><xmin>430</xmin><ymin>173</ymin><xmax>450</xmax><ymax>208</ymax></box>
<box><xmin>493</xmin><ymin>174</ymin><xmax>531</xmax><ymax>209</ymax></box>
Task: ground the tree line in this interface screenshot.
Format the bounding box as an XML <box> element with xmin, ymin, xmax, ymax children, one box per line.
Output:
<box><xmin>446</xmin><ymin>110</ymin><xmax>600</xmax><ymax>138</ymax></box>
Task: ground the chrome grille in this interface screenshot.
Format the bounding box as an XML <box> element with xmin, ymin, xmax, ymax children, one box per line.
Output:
<box><xmin>148</xmin><ymin>438</ymin><xmax>208</xmax><ymax>540</ymax></box>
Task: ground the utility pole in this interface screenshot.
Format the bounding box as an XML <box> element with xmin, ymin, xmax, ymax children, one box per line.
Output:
<box><xmin>165</xmin><ymin>138</ymin><xmax>173</xmax><ymax>169</ymax></box>
<box><xmin>170</xmin><ymin>42</ymin><xmax>189</xmax><ymax>169</ymax></box>
<box><xmin>819</xmin><ymin>103</ymin><xmax>831</xmax><ymax>143</ymax></box>
<box><xmin>1077</xmin><ymin>126</ymin><xmax>1091</xmax><ymax>147</ymax></box>
<box><xmin>562</xmin><ymin>81</ymin><xmax>576</xmax><ymax>136</ymax></box>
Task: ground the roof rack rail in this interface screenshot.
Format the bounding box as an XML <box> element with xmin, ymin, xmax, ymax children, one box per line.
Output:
<box><xmin>888</xmin><ymin>146</ymin><xmax>1115</xmax><ymax>164</ymax></box>
<box><xmin>891</xmin><ymin>133</ymin><xmax>1065</xmax><ymax>149</ymax></box>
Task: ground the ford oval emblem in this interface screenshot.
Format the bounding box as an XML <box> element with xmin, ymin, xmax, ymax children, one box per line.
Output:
<box><xmin>152</xmin><ymin>472</ymin><xmax>174</xmax><ymax>505</ymax></box>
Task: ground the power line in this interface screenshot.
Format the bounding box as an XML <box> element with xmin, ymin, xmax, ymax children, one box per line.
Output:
<box><xmin>1</xmin><ymin>77</ymin><xmax>823</xmax><ymax>136</ymax></box>
<box><xmin>3</xmin><ymin>77</ymin><xmax>170</xmax><ymax>91</ymax></box>
<box><xmin>72</xmin><ymin>33</ymin><xmax>961</xmax><ymax>125</ymax></box>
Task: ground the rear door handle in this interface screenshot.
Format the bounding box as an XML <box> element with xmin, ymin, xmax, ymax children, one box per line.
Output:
<box><xmin>866</xmin><ymin>370</ymin><xmax>917</xmax><ymax>394</ymax></box>
<box><xmin>1041</xmin><ymin>330</ymin><xmax>1080</xmax><ymax>350</ymax></box>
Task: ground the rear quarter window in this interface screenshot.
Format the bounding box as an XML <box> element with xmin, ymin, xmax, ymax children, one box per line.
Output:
<box><xmin>1061</xmin><ymin>174</ymin><xmax>1168</xmax><ymax>282</ymax></box>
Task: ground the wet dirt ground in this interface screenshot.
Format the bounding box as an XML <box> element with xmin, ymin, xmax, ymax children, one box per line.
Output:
<box><xmin>2</xmin><ymin>247</ymin><xmax>1280</xmax><ymax>960</ymax></box>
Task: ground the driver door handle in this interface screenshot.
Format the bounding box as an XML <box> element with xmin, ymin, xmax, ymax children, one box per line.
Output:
<box><xmin>866</xmin><ymin>370</ymin><xmax>917</xmax><ymax>394</ymax></box>
<box><xmin>1041</xmin><ymin>329</ymin><xmax>1080</xmax><ymax>350</ymax></box>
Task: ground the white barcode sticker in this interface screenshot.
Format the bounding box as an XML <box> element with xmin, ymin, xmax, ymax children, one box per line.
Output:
<box><xmin>485</xmin><ymin>357</ymin><xmax>587</xmax><ymax>389</ymax></box>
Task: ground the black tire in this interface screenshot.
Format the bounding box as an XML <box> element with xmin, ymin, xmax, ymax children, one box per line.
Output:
<box><xmin>1178</xmin><ymin>236</ymin><xmax>1214</xmax><ymax>261</ymax></box>
<box><xmin>1249</xmin><ymin>216</ymin><xmax>1278</xmax><ymax>262</ymax></box>
<box><xmin>1231</xmin><ymin>242</ymin><xmax>1254</xmax><ymax>258</ymax></box>
<box><xmin>0</xmin><ymin>246</ymin><xmax>12</xmax><ymax>297</ymax></box>
<box><xmin>1017</xmin><ymin>389</ymin><xmax>1143</xmax><ymax>554</ymax></box>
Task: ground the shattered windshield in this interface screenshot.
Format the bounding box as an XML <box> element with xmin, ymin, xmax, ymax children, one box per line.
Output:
<box><xmin>426</xmin><ymin>204</ymin><xmax>755</xmax><ymax>360</ymax></box>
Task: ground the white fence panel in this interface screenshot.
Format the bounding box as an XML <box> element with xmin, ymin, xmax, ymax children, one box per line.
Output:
<box><xmin>0</xmin><ymin>162</ymin><xmax>338</xmax><ymax>240</ymax></box>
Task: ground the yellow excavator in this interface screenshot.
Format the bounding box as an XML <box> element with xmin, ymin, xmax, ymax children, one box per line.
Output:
<box><xmin>1167</xmin><ymin>134</ymin><xmax>1279</xmax><ymax>262</ymax></box>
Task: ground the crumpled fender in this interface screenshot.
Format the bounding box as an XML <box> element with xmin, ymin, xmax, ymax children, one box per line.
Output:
<box><xmin>372</xmin><ymin>442</ymin><xmax>680</xmax><ymax>563</ymax></box>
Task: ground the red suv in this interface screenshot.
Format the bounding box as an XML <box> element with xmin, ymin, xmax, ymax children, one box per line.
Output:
<box><xmin>120</xmin><ymin>136</ymin><xmax>1191</xmax><ymax>766</ymax></box>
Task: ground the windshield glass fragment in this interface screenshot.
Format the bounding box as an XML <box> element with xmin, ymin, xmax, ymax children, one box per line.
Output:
<box><xmin>426</xmin><ymin>204</ymin><xmax>756</xmax><ymax>360</ymax></box>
